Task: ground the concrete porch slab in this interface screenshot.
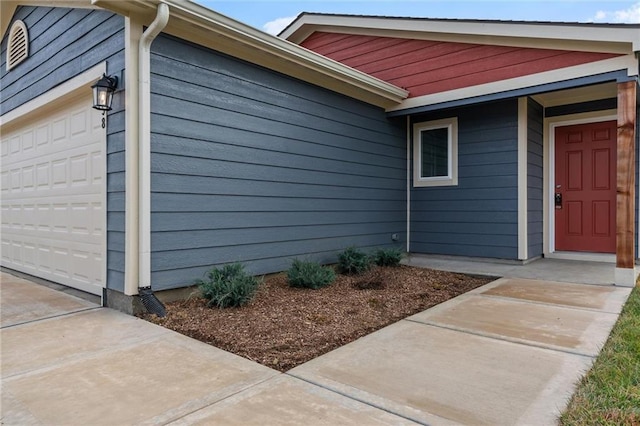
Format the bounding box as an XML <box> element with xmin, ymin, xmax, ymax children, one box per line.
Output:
<box><xmin>289</xmin><ymin>320</ymin><xmax>593</xmax><ymax>426</ymax></box>
<box><xmin>168</xmin><ymin>375</ymin><xmax>418</xmax><ymax>425</ymax></box>
<box><xmin>0</xmin><ymin>272</ymin><xmax>97</xmax><ymax>327</ymax></box>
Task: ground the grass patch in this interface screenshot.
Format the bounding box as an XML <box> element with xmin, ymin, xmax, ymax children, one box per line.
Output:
<box><xmin>559</xmin><ymin>286</ymin><xmax>640</xmax><ymax>426</ymax></box>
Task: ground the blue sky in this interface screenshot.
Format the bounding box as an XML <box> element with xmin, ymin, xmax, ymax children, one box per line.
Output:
<box><xmin>194</xmin><ymin>1</ymin><xmax>640</xmax><ymax>34</ymax></box>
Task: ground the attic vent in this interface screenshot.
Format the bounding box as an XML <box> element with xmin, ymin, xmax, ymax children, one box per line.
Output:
<box><xmin>6</xmin><ymin>20</ymin><xmax>29</xmax><ymax>72</ymax></box>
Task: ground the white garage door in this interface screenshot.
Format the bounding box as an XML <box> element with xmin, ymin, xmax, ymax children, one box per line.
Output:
<box><xmin>1</xmin><ymin>94</ymin><xmax>106</xmax><ymax>295</ymax></box>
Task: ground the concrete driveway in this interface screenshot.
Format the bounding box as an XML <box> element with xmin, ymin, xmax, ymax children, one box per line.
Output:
<box><xmin>1</xmin><ymin>270</ymin><xmax>631</xmax><ymax>425</ymax></box>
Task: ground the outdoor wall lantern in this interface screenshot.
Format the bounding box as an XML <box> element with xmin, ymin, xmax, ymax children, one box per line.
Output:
<box><xmin>92</xmin><ymin>73</ymin><xmax>118</xmax><ymax>112</ymax></box>
<box><xmin>92</xmin><ymin>74</ymin><xmax>118</xmax><ymax>128</ymax></box>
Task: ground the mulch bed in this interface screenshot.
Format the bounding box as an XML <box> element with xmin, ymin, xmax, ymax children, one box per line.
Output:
<box><xmin>142</xmin><ymin>265</ymin><xmax>493</xmax><ymax>372</ymax></box>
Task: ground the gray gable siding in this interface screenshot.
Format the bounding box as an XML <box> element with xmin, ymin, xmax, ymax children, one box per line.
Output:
<box><xmin>527</xmin><ymin>98</ymin><xmax>544</xmax><ymax>259</ymax></box>
<box><xmin>1</xmin><ymin>6</ymin><xmax>126</xmax><ymax>291</ymax></box>
<box><xmin>410</xmin><ymin>99</ymin><xmax>519</xmax><ymax>259</ymax></box>
<box><xmin>149</xmin><ymin>34</ymin><xmax>406</xmax><ymax>291</ymax></box>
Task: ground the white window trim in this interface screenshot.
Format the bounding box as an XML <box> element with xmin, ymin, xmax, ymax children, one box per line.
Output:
<box><xmin>413</xmin><ymin>117</ymin><xmax>458</xmax><ymax>187</ymax></box>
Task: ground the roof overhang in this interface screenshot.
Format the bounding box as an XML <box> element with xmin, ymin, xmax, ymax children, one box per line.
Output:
<box><xmin>90</xmin><ymin>0</ymin><xmax>407</xmax><ymax>108</ymax></box>
<box><xmin>282</xmin><ymin>13</ymin><xmax>640</xmax><ymax>115</ymax></box>
<box><xmin>281</xmin><ymin>13</ymin><xmax>640</xmax><ymax>54</ymax></box>
<box><xmin>1</xmin><ymin>0</ymin><xmax>97</xmax><ymax>39</ymax></box>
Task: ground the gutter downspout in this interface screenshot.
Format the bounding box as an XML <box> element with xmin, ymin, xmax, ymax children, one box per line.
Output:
<box><xmin>139</xmin><ymin>3</ymin><xmax>169</xmax><ymax>290</ymax></box>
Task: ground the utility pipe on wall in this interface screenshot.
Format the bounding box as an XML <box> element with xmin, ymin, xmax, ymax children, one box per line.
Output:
<box><xmin>139</xmin><ymin>3</ymin><xmax>169</xmax><ymax>289</ymax></box>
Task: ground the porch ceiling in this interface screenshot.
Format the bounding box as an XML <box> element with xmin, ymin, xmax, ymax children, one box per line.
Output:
<box><xmin>532</xmin><ymin>82</ymin><xmax>617</xmax><ymax>107</ymax></box>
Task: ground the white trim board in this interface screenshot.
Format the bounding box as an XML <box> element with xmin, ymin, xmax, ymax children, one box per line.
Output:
<box><xmin>281</xmin><ymin>14</ymin><xmax>640</xmax><ymax>52</ymax></box>
<box><xmin>517</xmin><ymin>97</ymin><xmax>528</xmax><ymax>260</ymax></box>
<box><xmin>124</xmin><ymin>17</ymin><xmax>142</xmax><ymax>296</ymax></box>
<box><xmin>1</xmin><ymin>63</ymin><xmax>106</xmax><ymax>129</ymax></box>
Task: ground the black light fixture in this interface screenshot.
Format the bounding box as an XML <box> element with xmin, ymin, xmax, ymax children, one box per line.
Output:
<box><xmin>91</xmin><ymin>73</ymin><xmax>118</xmax><ymax>112</ymax></box>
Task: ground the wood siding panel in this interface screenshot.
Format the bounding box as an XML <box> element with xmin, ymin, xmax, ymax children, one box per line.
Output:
<box><xmin>149</xmin><ymin>34</ymin><xmax>406</xmax><ymax>291</ymax></box>
<box><xmin>410</xmin><ymin>99</ymin><xmax>519</xmax><ymax>259</ymax></box>
<box><xmin>301</xmin><ymin>32</ymin><xmax>620</xmax><ymax>98</ymax></box>
<box><xmin>616</xmin><ymin>81</ymin><xmax>637</xmax><ymax>269</ymax></box>
<box><xmin>1</xmin><ymin>6</ymin><xmax>126</xmax><ymax>291</ymax></box>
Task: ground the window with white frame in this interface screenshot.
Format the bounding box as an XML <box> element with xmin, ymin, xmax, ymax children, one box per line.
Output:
<box><xmin>413</xmin><ymin>117</ymin><xmax>458</xmax><ymax>187</ymax></box>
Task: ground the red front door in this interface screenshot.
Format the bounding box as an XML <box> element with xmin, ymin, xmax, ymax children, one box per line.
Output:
<box><xmin>555</xmin><ymin>121</ymin><xmax>616</xmax><ymax>253</ymax></box>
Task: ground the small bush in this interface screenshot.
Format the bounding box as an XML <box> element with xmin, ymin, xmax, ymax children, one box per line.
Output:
<box><xmin>287</xmin><ymin>259</ymin><xmax>336</xmax><ymax>289</ymax></box>
<box><xmin>338</xmin><ymin>247</ymin><xmax>372</xmax><ymax>275</ymax></box>
<box><xmin>373</xmin><ymin>248</ymin><xmax>404</xmax><ymax>267</ymax></box>
<box><xmin>197</xmin><ymin>263</ymin><xmax>260</xmax><ymax>308</ymax></box>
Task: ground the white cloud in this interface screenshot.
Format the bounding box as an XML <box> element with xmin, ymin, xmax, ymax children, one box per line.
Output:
<box><xmin>593</xmin><ymin>2</ymin><xmax>640</xmax><ymax>23</ymax></box>
<box><xmin>262</xmin><ymin>16</ymin><xmax>297</xmax><ymax>35</ymax></box>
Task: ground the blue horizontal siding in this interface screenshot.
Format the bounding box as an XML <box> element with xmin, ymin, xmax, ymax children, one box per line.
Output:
<box><xmin>527</xmin><ymin>98</ymin><xmax>544</xmax><ymax>259</ymax></box>
<box><xmin>410</xmin><ymin>99</ymin><xmax>519</xmax><ymax>259</ymax></box>
<box><xmin>545</xmin><ymin>98</ymin><xmax>616</xmax><ymax>117</ymax></box>
<box><xmin>1</xmin><ymin>6</ymin><xmax>126</xmax><ymax>291</ymax></box>
<box><xmin>149</xmin><ymin>34</ymin><xmax>406</xmax><ymax>291</ymax></box>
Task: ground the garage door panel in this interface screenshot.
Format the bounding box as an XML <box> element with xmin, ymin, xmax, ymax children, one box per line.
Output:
<box><xmin>1</xmin><ymin>94</ymin><xmax>105</xmax><ymax>295</ymax></box>
<box><xmin>2</xmin><ymin>199</ymin><xmax>103</xmax><ymax>243</ymax></box>
<box><xmin>4</xmin><ymin>186</ymin><xmax>102</xmax><ymax>200</ymax></box>
<box><xmin>5</xmin><ymin>145</ymin><xmax>103</xmax><ymax>190</ymax></box>
<box><xmin>1</xmin><ymin>234</ymin><xmax>104</xmax><ymax>288</ymax></box>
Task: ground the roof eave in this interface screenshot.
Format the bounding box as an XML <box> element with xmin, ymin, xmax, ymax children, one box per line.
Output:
<box><xmin>92</xmin><ymin>0</ymin><xmax>408</xmax><ymax>108</ymax></box>
<box><xmin>281</xmin><ymin>14</ymin><xmax>640</xmax><ymax>53</ymax></box>
<box><xmin>2</xmin><ymin>0</ymin><xmax>96</xmax><ymax>39</ymax></box>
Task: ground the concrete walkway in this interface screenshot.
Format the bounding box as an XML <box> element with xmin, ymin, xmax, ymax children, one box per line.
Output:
<box><xmin>1</xmin><ymin>266</ymin><xmax>631</xmax><ymax>425</ymax></box>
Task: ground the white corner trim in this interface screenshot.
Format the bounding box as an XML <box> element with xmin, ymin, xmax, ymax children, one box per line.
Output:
<box><xmin>614</xmin><ymin>267</ymin><xmax>638</xmax><ymax>287</ymax></box>
<box><xmin>406</xmin><ymin>115</ymin><xmax>411</xmax><ymax>253</ymax></box>
<box><xmin>544</xmin><ymin>112</ymin><xmax>618</xmax><ymax>256</ymax></box>
<box><xmin>517</xmin><ymin>97</ymin><xmax>528</xmax><ymax>261</ymax></box>
<box><xmin>124</xmin><ymin>17</ymin><xmax>142</xmax><ymax>296</ymax></box>
<box><xmin>0</xmin><ymin>62</ymin><xmax>106</xmax><ymax>129</ymax></box>
<box><xmin>387</xmin><ymin>55</ymin><xmax>638</xmax><ymax>113</ymax></box>
<box><xmin>138</xmin><ymin>3</ymin><xmax>169</xmax><ymax>290</ymax></box>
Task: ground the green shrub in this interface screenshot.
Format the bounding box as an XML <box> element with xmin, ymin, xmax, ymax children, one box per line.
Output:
<box><xmin>287</xmin><ymin>259</ymin><xmax>336</xmax><ymax>289</ymax></box>
<box><xmin>338</xmin><ymin>247</ymin><xmax>372</xmax><ymax>275</ymax></box>
<box><xmin>196</xmin><ymin>263</ymin><xmax>260</xmax><ymax>308</ymax></box>
<box><xmin>373</xmin><ymin>248</ymin><xmax>404</xmax><ymax>267</ymax></box>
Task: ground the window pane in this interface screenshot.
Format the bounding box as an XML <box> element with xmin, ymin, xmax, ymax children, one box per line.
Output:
<box><xmin>420</xmin><ymin>128</ymin><xmax>449</xmax><ymax>178</ymax></box>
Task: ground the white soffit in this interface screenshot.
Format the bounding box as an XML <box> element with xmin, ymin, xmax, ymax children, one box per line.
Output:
<box><xmin>532</xmin><ymin>82</ymin><xmax>618</xmax><ymax>107</ymax></box>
